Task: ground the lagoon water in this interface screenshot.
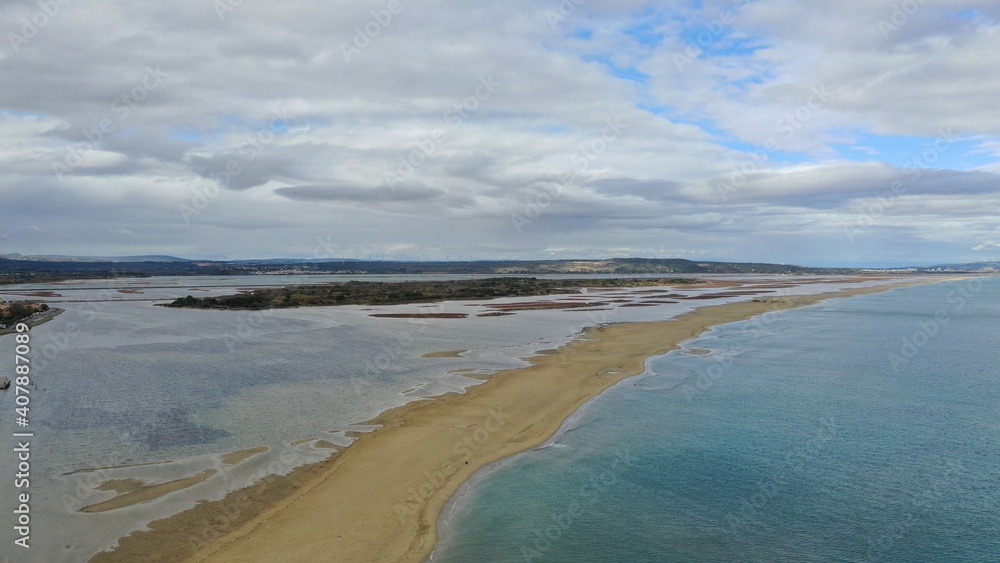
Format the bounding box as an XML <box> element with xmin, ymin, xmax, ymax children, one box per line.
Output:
<box><xmin>3</xmin><ymin>274</ymin><xmax>871</xmax><ymax>560</ymax></box>
<box><xmin>0</xmin><ymin>277</ymin><xmax>606</xmax><ymax>560</ymax></box>
<box><xmin>0</xmin><ymin>275</ymin><xmax>988</xmax><ymax>561</ymax></box>
<box><xmin>434</xmin><ymin>278</ymin><xmax>1000</xmax><ymax>562</ymax></box>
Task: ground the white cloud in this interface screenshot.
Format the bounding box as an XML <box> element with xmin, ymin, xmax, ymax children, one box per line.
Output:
<box><xmin>972</xmin><ymin>241</ymin><xmax>1000</xmax><ymax>251</ymax></box>
<box><xmin>0</xmin><ymin>0</ymin><xmax>998</xmax><ymax>265</ymax></box>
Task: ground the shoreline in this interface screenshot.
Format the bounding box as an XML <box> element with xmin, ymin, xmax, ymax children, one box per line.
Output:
<box><xmin>95</xmin><ymin>278</ymin><xmax>953</xmax><ymax>562</ymax></box>
<box><xmin>0</xmin><ymin>307</ymin><xmax>64</xmax><ymax>336</ymax></box>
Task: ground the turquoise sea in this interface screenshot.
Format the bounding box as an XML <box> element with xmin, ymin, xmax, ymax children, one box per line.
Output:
<box><xmin>434</xmin><ymin>278</ymin><xmax>1000</xmax><ymax>562</ymax></box>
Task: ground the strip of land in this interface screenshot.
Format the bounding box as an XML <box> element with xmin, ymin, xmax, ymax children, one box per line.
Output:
<box><xmin>221</xmin><ymin>446</ymin><xmax>270</xmax><ymax>466</ymax></box>
<box><xmin>95</xmin><ymin>278</ymin><xmax>947</xmax><ymax>562</ymax></box>
<box><xmin>81</xmin><ymin>470</ymin><xmax>218</xmax><ymax>514</ymax></box>
<box><xmin>161</xmin><ymin>277</ymin><xmax>705</xmax><ymax>310</ymax></box>
<box><xmin>421</xmin><ymin>350</ymin><xmax>468</xmax><ymax>358</ymax></box>
<box><xmin>0</xmin><ymin>307</ymin><xmax>64</xmax><ymax>336</ymax></box>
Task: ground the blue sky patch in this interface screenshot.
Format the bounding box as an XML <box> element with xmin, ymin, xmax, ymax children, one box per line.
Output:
<box><xmin>955</xmin><ymin>9</ymin><xmax>981</xmax><ymax>21</ymax></box>
<box><xmin>169</xmin><ymin>128</ymin><xmax>203</xmax><ymax>142</ymax></box>
<box><xmin>582</xmin><ymin>54</ymin><xmax>650</xmax><ymax>85</ymax></box>
<box><xmin>833</xmin><ymin>133</ymin><xmax>992</xmax><ymax>170</ymax></box>
<box><xmin>623</xmin><ymin>16</ymin><xmax>667</xmax><ymax>48</ymax></box>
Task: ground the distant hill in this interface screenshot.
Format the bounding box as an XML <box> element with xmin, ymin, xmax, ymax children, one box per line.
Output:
<box><xmin>0</xmin><ymin>256</ymin><xmax>211</xmax><ymax>285</ymax></box>
<box><xmin>228</xmin><ymin>258</ymin><xmax>361</xmax><ymax>264</ymax></box>
<box><xmin>1</xmin><ymin>254</ymin><xmax>191</xmax><ymax>263</ymax></box>
<box><xmin>0</xmin><ymin>255</ymin><xmax>858</xmax><ymax>284</ymax></box>
<box><xmin>1</xmin><ymin>255</ymin><xmax>993</xmax><ymax>286</ymax></box>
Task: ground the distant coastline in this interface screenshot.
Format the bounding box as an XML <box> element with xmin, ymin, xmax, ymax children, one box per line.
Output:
<box><xmin>5</xmin><ymin>254</ymin><xmax>982</xmax><ymax>288</ymax></box>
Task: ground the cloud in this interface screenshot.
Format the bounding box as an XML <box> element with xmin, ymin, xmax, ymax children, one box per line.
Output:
<box><xmin>275</xmin><ymin>184</ymin><xmax>445</xmax><ymax>203</ymax></box>
<box><xmin>587</xmin><ymin>178</ymin><xmax>685</xmax><ymax>201</ymax></box>
<box><xmin>0</xmin><ymin>0</ymin><xmax>998</xmax><ymax>264</ymax></box>
<box><xmin>972</xmin><ymin>241</ymin><xmax>1000</xmax><ymax>251</ymax></box>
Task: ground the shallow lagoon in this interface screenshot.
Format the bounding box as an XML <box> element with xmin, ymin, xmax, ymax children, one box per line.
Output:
<box><xmin>0</xmin><ymin>274</ymin><xmax>912</xmax><ymax>560</ymax></box>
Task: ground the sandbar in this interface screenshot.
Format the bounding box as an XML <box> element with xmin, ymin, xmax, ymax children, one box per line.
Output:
<box><xmin>221</xmin><ymin>446</ymin><xmax>269</xmax><ymax>466</ymax></box>
<box><xmin>81</xmin><ymin>470</ymin><xmax>217</xmax><ymax>513</ymax></box>
<box><xmin>421</xmin><ymin>350</ymin><xmax>468</xmax><ymax>358</ymax></box>
<box><xmin>97</xmin><ymin>278</ymin><xmax>950</xmax><ymax>562</ymax></box>
<box><xmin>63</xmin><ymin>459</ymin><xmax>171</xmax><ymax>476</ymax></box>
<box><xmin>370</xmin><ymin>313</ymin><xmax>469</xmax><ymax>319</ymax></box>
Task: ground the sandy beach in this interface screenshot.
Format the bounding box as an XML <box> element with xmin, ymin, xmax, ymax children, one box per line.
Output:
<box><xmin>96</xmin><ymin>279</ymin><xmax>942</xmax><ymax>562</ymax></box>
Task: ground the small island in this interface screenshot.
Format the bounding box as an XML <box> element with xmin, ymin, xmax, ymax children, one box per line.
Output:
<box><xmin>162</xmin><ymin>277</ymin><xmax>704</xmax><ymax>310</ymax></box>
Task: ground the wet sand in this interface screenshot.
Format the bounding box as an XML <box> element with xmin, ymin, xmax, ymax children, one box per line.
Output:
<box><xmin>370</xmin><ymin>313</ymin><xmax>469</xmax><ymax>319</ymax></box>
<box><xmin>81</xmin><ymin>470</ymin><xmax>218</xmax><ymax>513</ymax></box>
<box><xmin>97</xmin><ymin>278</ymin><xmax>944</xmax><ymax>562</ymax></box>
<box><xmin>221</xmin><ymin>447</ymin><xmax>269</xmax><ymax>466</ymax></box>
<box><xmin>421</xmin><ymin>350</ymin><xmax>468</xmax><ymax>358</ymax></box>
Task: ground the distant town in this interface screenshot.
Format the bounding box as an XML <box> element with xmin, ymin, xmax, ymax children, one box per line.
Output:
<box><xmin>2</xmin><ymin>254</ymin><xmax>998</xmax><ymax>288</ymax></box>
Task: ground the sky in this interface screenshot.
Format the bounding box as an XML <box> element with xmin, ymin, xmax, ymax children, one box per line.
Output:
<box><xmin>1</xmin><ymin>0</ymin><xmax>999</xmax><ymax>266</ymax></box>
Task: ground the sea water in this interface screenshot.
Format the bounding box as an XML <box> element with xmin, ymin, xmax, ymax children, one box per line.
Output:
<box><xmin>0</xmin><ymin>275</ymin><xmax>939</xmax><ymax>559</ymax></box>
<box><xmin>3</xmin><ymin>274</ymin><xmax>873</xmax><ymax>560</ymax></box>
<box><xmin>434</xmin><ymin>278</ymin><xmax>1000</xmax><ymax>562</ymax></box>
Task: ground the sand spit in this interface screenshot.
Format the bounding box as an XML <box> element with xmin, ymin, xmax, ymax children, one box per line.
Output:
<box><xmin>81</xmin><ymin>470</ymin><xmax>218</xmax><ymax>514</ymax></box>
<box><xmin>96</xmin><ymin>278</ymin><xmax>952</xmax><ymax>562</ymax></box>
